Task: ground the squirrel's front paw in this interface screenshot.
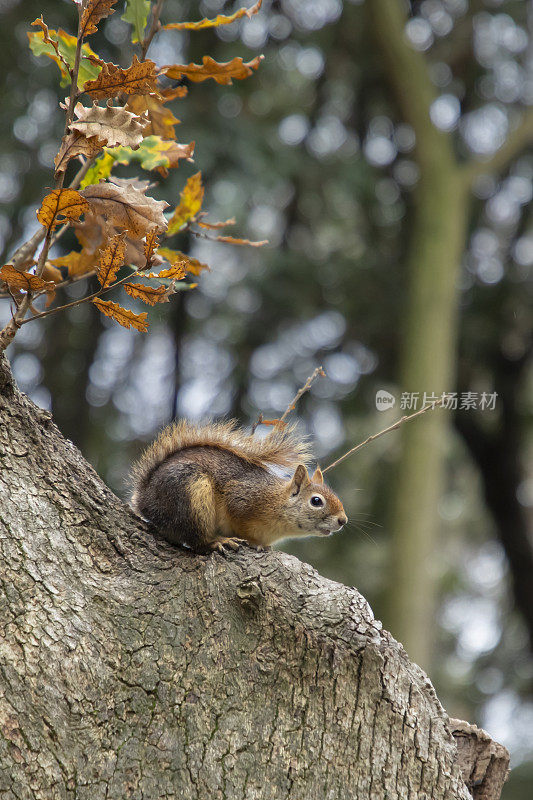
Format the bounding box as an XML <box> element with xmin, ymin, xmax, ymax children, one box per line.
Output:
<box><xmin>211</xmin><ymin>536</ymin><xmax>248</xmax><ymax>554</ymax></box>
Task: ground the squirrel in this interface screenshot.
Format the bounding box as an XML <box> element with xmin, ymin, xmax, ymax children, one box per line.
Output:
<box><xmin>130</xmin><ymin>419</ymin><xmax>348</xmax><ymax>553</ymax></box>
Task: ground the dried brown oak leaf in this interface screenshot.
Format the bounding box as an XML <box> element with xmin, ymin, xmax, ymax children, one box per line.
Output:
<box><xmin>37</xmin><ymin>189</ymin><xmax>89</xmax><ymax>230</ymax></box>
<box><xmin>126</xmin><ymin>93</ymin><xmax>180</xmax><ymax>140</ymax></box>
<box><xmin>49</xmin><ymin>249</ymin><xmax>97</xmax><ymax>278</ymax></box>
<box><xmin>197</xmin><ymin>217</ymin><xmax>236</xmax><ymax>230</ymax></box>
<box><xmin>83</xmin><ymin>55</ymin><xmax>159</xmax><ymax>99</ymax></box>
<box><xmin>92</xmin><ymin>298</ymin><xmax>148</xmax><ymax>332</ymax></box>
<box><xmin>143</xmin><ymin>229</ymin><xmax>159</xmax><ymax>267</ymax></box>
<box><xmin>31</xmin><ymin>16</ymin><xmax>69</xmax><ymax>73</ymax></box>
<box><xmin>0</xmin><ymin>264</ymin><xmax>54</xmax><ymax>293</ymax></box>
<box><xmin>69</xmin><ymin>100</ymin><xmax>148</xmax><ymax>149</ymax></box>
<box><xmin>213</xmin><ymin>235</ymin><xmax>268</xmax><ymax>247</ymax></box>
<box><xmin>164</xmin><ymin>55</ymin><xmax>263</xmax><ymax>85</ymax></box>
<box><xmin>163</xmin><ymin>0</ymin><xmax>262</xmax><ymax>31</ymax></box>
<box><xmin>96</xmin><ymin>233</ymin><xmax>126</xmax><ymax>287</ymax></box>
<box><xmin>147</xmin><ymin>262</ymin><xmax>187</xmax><ymax>281</ymax></box>
<box><xmin>81</xmin><ymin>182</ymin><xmax>168</xmax><ymax>239</ymax></box>
<box><xmin>157</xmin><ymin>248</ymin><xmax>209</xmax><ymax>276</ymax></box>
<box><xmin>55</xmin><ymin>131</ymin><xmax>103</xmax><ymax>175</ymax></box>
<box><xmin>41</xmin><ymin>264</ymin><xmax>63</xmax><ymax>283</ymax></box>
<box><xmin>124</xmin><ymin>282</ymin><xmax>169</xmax><ymax>305</ymax></box>
<box><xmin>79</xmin><ymin>0</ymin><xmax>117</xmax><ymax>39</ymax></box>
<box><xmin>109</xmin><ymin>176</ymin><xmax>153</xmax><ymax>192</ymax></box>
<box><xmin>72</xmin><ymin>213</ymin><xmax>163</xmax><ymax>271</ymax></box>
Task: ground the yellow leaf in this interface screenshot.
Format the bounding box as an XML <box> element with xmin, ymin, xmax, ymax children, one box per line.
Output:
<box><xmin>83</xmin><ymin>55</ymin><xmax>159</xmax><ymax>99</ymax></box>
<box><xmin>37</xmin><ymin>189</ymin><xmax>89</xmax><ymax>231</ymax></box>
<box><xmin>164</xmin><ymin>55</ymin><xmax>263</xmax><ymax>86</ymax></box>
<box><xmin>80</xmin><ymin>152</ymin><xmax>116</xmax><ymax>189</ymax></box>
<box><xmin>143</xmin><ymin>229</ymin><xmax>159</xmax><ymax>266</ymax></box>
<box><xmin>167</xmin><ymin>173</ymin><xmax>204</xmax><ymax>235</ymax></box>
<box><xmin>92</xmin><ymin>298</ymin><xmax>148</xmax><ymax>331</ymax></box>
<box><xmin>197</xmin><ymin>217</ymin><xmax>236</xmax><ymax>230</ymax></box>
<box><xmin>157</xmin><ymin>248</ymin><xmax>209</xmax><ymax>276</ymax></box>
<box><xmin>124</xmin><ymin>282</ymin><xmax>169</xmax><ymax>305</ymax></box>
<box><xmin>50</xmin><ymin>249</ymin><xmax>97</xmax><ymax>277</ymax></box>
<box><xmin>41</xmin><ymin>264</ymin><xmax>63</xmax><ymax>283</ymax></box>
<box><xmin>80</xmin><ymin>0</ymin><xmax>117</xmax><ymax>39</ymax></box>
<box><xmin>0</xmin><ymin>264</ymin><xmax>54</xmax><ymax>293</ymax></box>
<box><xmin>163</xmin><ymin>0</ymin><xmax>262</xmax><ymax>31</ymax></box>
<box><xmin>214</xmin><ymin>235</ymin><xmax>268</xmax><ymax>247</ymax></box>
<box><xmin>96</xmin><ymin>233</ymin><xmax>126</xmax><ymax>287</ymax></box>
<box><xmin>146</xmin><ymin>264</ymin><xmax>186</xmax><ymax>280</ymax></box>
<box><xmin>126</xmin><ymin>93</ymin><xmax>180</xmax><ymax>140</ymax></box>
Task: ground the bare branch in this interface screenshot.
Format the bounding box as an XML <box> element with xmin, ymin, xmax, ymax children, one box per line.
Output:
<box><xmin>251</xmin><ymin>367</ymin><xmax>325</xmax><ymax>435</ymax></box>
<box><xmin>368</xmin><ymin>0</ymin><xmax>454</xmax><ymax>171</ymax></box>
<box><xmin>141</xmin><ymin>0</ymin><xmax>165</xmax><ymax>60</ymax></box>
<box><xmin>323</xmin><ymin>395</ymin><xmax>452</xmax><ymax>474</ymax></box>
<box><xmin>20</xmin><ymin>268</ymin><xmax>143</xmax><ymax>326</ymax></box>
<box><xmin>250</xmin><ymin>413</ymin><xmax>263</xmax><ymax>435</ymax></box>
<box><xmin>279</xmin><ymin>366</ymin><xmax>325</xmax><ymax>424</ymax></box>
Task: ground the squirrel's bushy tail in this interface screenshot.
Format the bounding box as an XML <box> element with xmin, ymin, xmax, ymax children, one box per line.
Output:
<box><xmin>130</xmin><ymin>419</ymin><xmax>311</xmax><ymax>492</ymax></box>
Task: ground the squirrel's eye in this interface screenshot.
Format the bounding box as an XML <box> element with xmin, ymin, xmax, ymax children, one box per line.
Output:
<box><xmin>310</xmin><ymin>495</ymin><xmax>324</xmax><ymax>507</ymax></box>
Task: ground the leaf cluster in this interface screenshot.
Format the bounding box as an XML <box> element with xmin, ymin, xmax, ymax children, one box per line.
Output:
<box><xmin>0</xmin><ymin>0</ymin><xmax>266</xmax><ymax>347</ymax></box>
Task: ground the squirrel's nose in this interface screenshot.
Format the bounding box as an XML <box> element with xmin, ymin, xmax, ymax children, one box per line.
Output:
<box><xmin>338</xmin><ymin>514</ymin><xmax>348</xmax><ymax>527</ymax></box>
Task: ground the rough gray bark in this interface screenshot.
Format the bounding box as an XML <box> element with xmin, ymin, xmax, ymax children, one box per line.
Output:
<box><xmin>0</xmin><ymin>355</ymin><xmax>508</xmax><ymax>800</ymax></box>
<box><xmin>450</xmin><ymin>720</ymin><xmax>510</xmax><ymax>800</ymax></box>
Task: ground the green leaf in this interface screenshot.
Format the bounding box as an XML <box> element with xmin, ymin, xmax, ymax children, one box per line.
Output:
<box><xmin>28</xmin><ymin>28</ymin><xmax>102</xmax><ymax>88</ymax></box>
<box><xmin>106</xmin><ymin>136</ymin><xmax>194</xmax><ymax>171</ymax></box>
<box><xmin>80</xmin><ymin>152</ymin><xmax>115</xmax><ymax>189</ymax></box>
<box><xmin>122</xmin><ymin>0</ymin><xmax>151</xmax><ymax>44</ymax></box>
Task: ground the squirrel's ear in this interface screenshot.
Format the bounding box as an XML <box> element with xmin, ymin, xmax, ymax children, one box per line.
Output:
<box><xmin>311</xmin><ymin>467</ymin><xmax>324</xmax><ymax>484</ymax></box>
<box><xmin>291</xmin><ymin>464</ymin><xmax>309</xmax><ymax>495</ymax></box>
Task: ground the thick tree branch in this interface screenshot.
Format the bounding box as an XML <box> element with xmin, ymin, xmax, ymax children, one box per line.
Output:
<box><xmin>0</xmin><ymin>354</ymin><xmax>509</xmax><ymax>800</ymax></box>
<box><xmin>367</xmin><ymin>0</ymin><xmax>455</xmax><ymax>171</ymax></box>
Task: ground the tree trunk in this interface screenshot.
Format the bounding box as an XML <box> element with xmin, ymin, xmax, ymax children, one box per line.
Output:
<box><xmin>386</xmin><ymin>169</ymin><xmax>469</xmax><ymax>669</ymax></box>
<box><xmin>368</xmin><ymin>0</ymin><xmax>533</xmax><ymax>673</ymax></box>
<box><xmin>0</xmin><ymin>355</ymin><xmax>508</xmax><ymax>800</ymax></box>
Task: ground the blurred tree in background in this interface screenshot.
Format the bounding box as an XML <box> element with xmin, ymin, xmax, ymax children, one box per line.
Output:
<box><xmin>1</xmin><ymin>1</ymin><xmax>532</xmax><ymax>796</ymax></box>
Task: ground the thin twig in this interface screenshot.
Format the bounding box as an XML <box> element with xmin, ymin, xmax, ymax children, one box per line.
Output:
<box><xmin>279</xmin><ymin>366</ymin><xmax>325</xmax><ymax>424</ymax></box>
<box><xmin>9</xmin><ymin>228</ymin><xmax>46</xmax><ymax>271</ymax></box>
<box><xmin>252</xmin><ymin>367</ymin><xmax>325</xmax><ymax>434</ymax></box>
<box><xmin>250</xmin><ymin>413</ymin><xmax>263</xmax><ymax>435</ymax></box>
<box><xmin>141</xmin><ymin>0</ymin><xmax>165</xmax><ymax>59</ymax></box>
<box><xmin>20</xmin><ymin>268</ymin><xmax>143</xmax><ymax>325</ymax></box>
<box><xmin>323</xmin><ymin>395</ymin><xmax>452</xmax><ymax>474</ymax></box>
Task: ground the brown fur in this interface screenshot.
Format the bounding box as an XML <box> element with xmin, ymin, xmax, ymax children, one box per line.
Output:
<box><xmin>130</xmin><ymin>419</ymin><xmax>347</xmax><ymax>552</ymax></box>
<box><xmin>131</xmin><ymin>419</ymin><xmax>311</xmax><ymax>491</ymax></box>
